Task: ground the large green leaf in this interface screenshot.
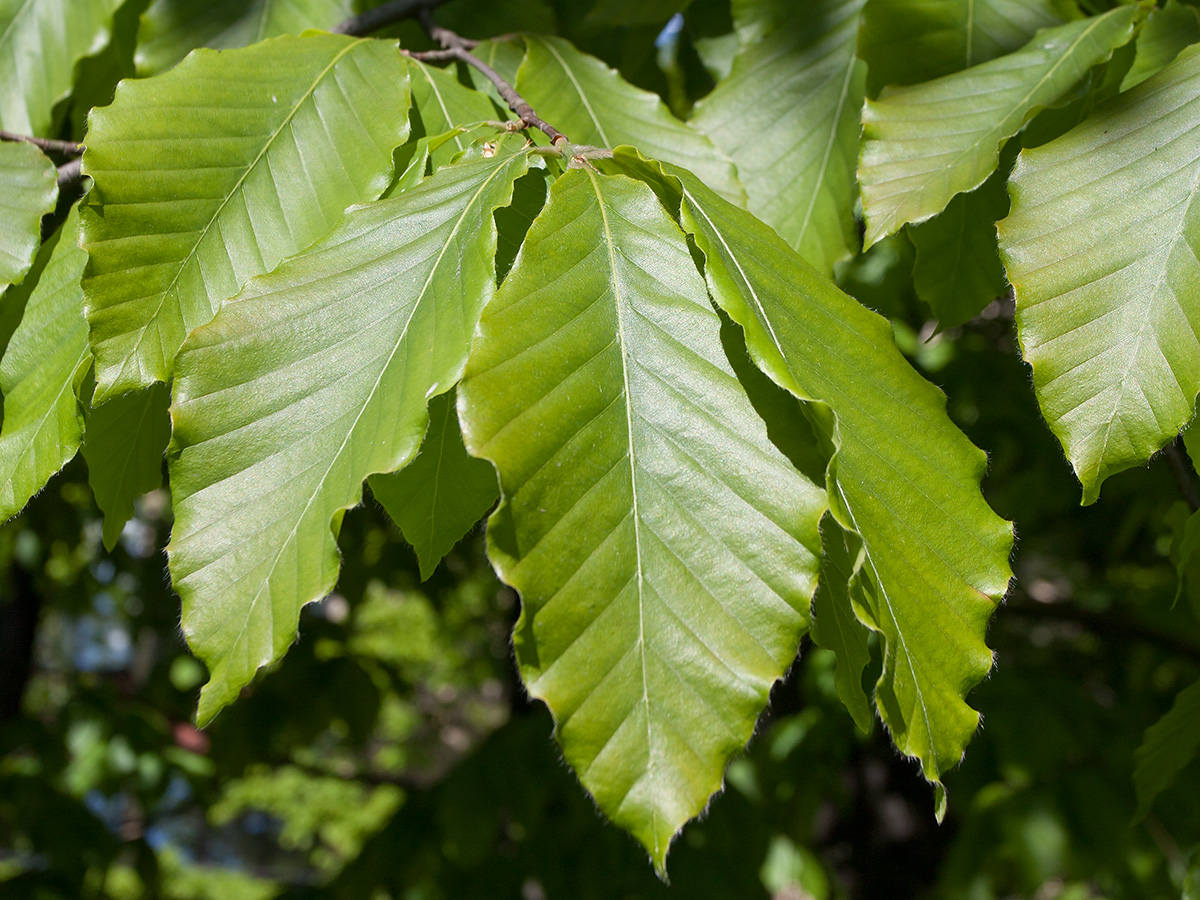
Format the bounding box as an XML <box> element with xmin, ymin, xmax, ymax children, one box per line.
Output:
<box><xmin>0</xmin><ymin>0</ymin><xmax>120</xmax><ymax>136</ymax></box>
<box><xmin>859</xmin><ymin>7</ymin><xmax>1138</xmax><ymax>248</ymax></box>
<box><xmin>692</xmin><ymin>0</ymin><xmax>865</xmax><ymax>276</ymax></box>
<box><xmin>459</xmin><ymin>168</ymin><xmax>825</xmax><ymax>871</ymax></box>
<box><xmin>135</xmin><ymin>0</ymin><xmax>355</xmax><ymax>75</ymax></box>
<box><xmin>80</xmin><ymin>34</ymin><xmax>410</xmax><ymax>403</ymax></box>
<box><xmin>169</xmin><ymin>145</ymin><xmax>530</xmax><ymax>725</ymax></box>
<box><xmin>513</xmin><ymin>35</ymin><xmax>745</xmax><ymax>206</ymax></box>
<box><xmin>368</xmin><ymin>389</ymin><xmax>499</xmax><ymax>581</ymax></box>
<box><xmin>614</xmin><ymin>154</ymin><xmax>1013</xmax><ymax>812</ymax></box>
<box><xmin>858</xmin><ymin>0</ymin><xmax>1072</xmax><ymax>94</ymax></box>
<box><xmin>999</xmin><ymin>44</ymin><xmax>1200</xmax><ymax>503</ymax></box>
<box><xmin>1134</xmin><ymin>677</ymin><xmax>1200</xmax><ymax>819</ymax></box>
<box><xmin>0</xmin><ymin>141</ymin><xmax>57</xmax><ymax>290</ymax></box>
<box><xmin>0</xmin><ymin>207</ymin><xmax>89</xmax><ymax>521</ymax></box>
<box><xmin>83</xmin><ymin>383</ymin><xmax>172</xmax><ymax>550</ymax></box>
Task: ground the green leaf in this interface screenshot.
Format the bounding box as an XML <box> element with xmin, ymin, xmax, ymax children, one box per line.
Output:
<box><xmin>1134</xmin><ymin>677</ymin><xmax>1200</xmax><ymax>819</ymax></box>
<box><xmin>80</xmin><ymin>34</ymin><xmax>411</xmax><ymax>402</ymax></box>
<box><xmin>368</xmin><ymin>390</ymin><xmax>499</xmax><ymax>581</ymax></box>
<box><xmin>0</xmin><ymin>206</ymin><xmax>90</xmax><ymax>521</ymax></box>
<box><xmin>858</xmin><ymin>0</ymin><xmax>1073</xmax><ymax>95</ymax></box>
<box><xmin>135</xmin><ymin>0</ymin><xmax>356</xmax><ymax>75</ymax></box>
<box><xmin>859</xmin><ymin>7</ymin><xmax>1139</xmax><ymax>248</ymax></box>
<box><xmin>908</xmin><ymin>151</ymin><xmax>1012</xmax><ymax>327</ymax></box>
<box><xmin>0</xmin><ymin>0</ymin><xmax>121</xmax><ymax>136</ymax></box>
<box><xmin>168</xmin><ymin>144</ymin><xmax>531</xmax><ymax>726</ymax></box>
<box><xmin>1120</xmin><ymin>0</ymin><xmax>1200</xmax><ymax>91</ymax></box>
<box><xmin>407</xmin><ymin>59</ymin><xmax>501</xmax><ymax>168</ymax></box>
<box><xmin>0</xmin><ymin>141</ymin><xmax>58</xmax><ymax>290</ymax></box>
<box><xmin>811</xmin><ymin>516</ymin><xmax>873</xmax><ymax>733</ymax></box>
<box><xmin>459</xmin><ymin>167</ymin><xmax>825</xmax><ymax>872</ymax></box>
<box><xmin>67</xmin><ymin>0</ymin><xmax>146</xmax><ymax>139</ymax></box>
<box><xmin>638</xmin><ymin>155</ymin><xmax>1012</xmax><ymax>813</ymax></box>
<box><xmin>513</xmin><ymin>35</ymin><xmax>745</xmax><ymax>206</ymax></box>
<box><xmin>999</xmin><ymin>44</ymin><xmax>1200</xmax><ymax>504</ymax></box>
<box><xmin>83</xmin><ymin>383</ymin><xmax>171</xmax><ymax>551</ymax></box>
<box><xmin>692</xmin><ymin>0</ymin><xmax>865</xmax><ymax>276</ymax></box>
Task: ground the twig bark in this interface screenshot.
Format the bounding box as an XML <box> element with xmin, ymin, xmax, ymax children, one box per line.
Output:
<box><xmin>1004</xmin><ymin>598</ymin><xmax>1200</xmax><ymax>664</ymax></box>
<box><xmin>331</xmin><ymin>0</ymin><xmax>450</xmax><ymax>36</ymax></box>
<box><xmin>0</xmin><ymin>130</ymin><xmax>82</xmax><ymax>157</ymax></box>
<box><xmin>409</xmin><ymin>17</ymin><xmax>567</xmax><ymax>146</ymax></box>
<box><xmin>57</xmin><ymin>158</ymin><xmax>83</xmax><ymax>189</ymax></box>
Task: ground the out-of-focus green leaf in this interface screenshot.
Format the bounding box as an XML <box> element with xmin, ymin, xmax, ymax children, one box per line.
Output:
<box><xmin>135</xmin><ymin>0</ymin><xmax>355</xmax><ymax>75</ymax></box>
<box><xmin>908</xmin><ymin>158</ymin><xmax>1012</xmax><ymax>327</ymax></box>
<box><xmin>0</xmin><ymin>141</ymin><xmax>57</xmax><ymax>290</ymax></box>
<box><xmin>459</xmin><ymin>168</ymin><xmax>825</xmax><ymax>872</ymax></box>
<box><xmin>407</xmin><ymin>59</ymin><xmax>501</xmax><ymax>168</ymax></box>
<box><xmin>80</xmin><ymin>34</ymin><xmax>410</xmax><ymax>402</ymax></box>
<box><xmin>692</xmin><ymin>0</ymin><xmax>864</xmax><ymax>276</ymax></box>
<box><xmin>369</xmin><ymin>390</ymin><xmax>498</xmax><ymax>581</ymax></box>
<box><xmin>82</xmin><ymin>383</ymin><xmax>171</xmax><ymax>550</ymax></box>
<box><xmin>1000</xmin><ymin>44</ymin><xmax>1200</xmax><ymax>504</ymax></box>
<box><xmin>169</xmin><ymin>144</ymin><xmax>530</xmax><ymax>726</ymax></box>
<box><xmin>859</xmin><ymin>7</ymin><xmax>1138</xmax><ymax>248</ymax></box>
<box><xmin>1134</xmin><ymin>677</ymin><xmax>1200</xmax><ymax>818</ymax></box>
<box><xmin>811</xmin><ymin>516</ymin><xmax>873</xmax><ymax>733</ymax></box>
<box><xmin>0</xmin><ymin>207</ymin><xmax>89</xmax><ymax>521</ymax></box>
<box><xmin>0</xmin><ymin>0</ymin><xmax>120</xmax><ymax>136</ymax></box>
<box><xmin>1120</xmin><ymin>0</ymin><xmax>1200</xmax><ymax>90</ymax></box>
<box><xmin>634</xmin><ymin>154</ymin><xmax>1012</xmax><ymax>815</ymax></box>
<box><xmin>586</xmin><ymin>0</ymin><xmax>692</xmax><ymax>26</ymax></box>
<box><xmin>514</xmin><ymin>35</ymin><xmax>745</xmax><ymax>205</ymax></box>
<box><xmin>858</xmin><ymin>0</ymin><xmax>1072</xmax><ymax>94</ymax></box>
<box><xmin>434</xmin><ymin>0</ymin><xmax>554</xmax><ymax>39</ymax></box>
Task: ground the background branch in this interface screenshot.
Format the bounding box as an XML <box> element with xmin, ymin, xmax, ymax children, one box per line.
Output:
<box><xmin>331</xmin><ymin>0</ymin><xmax>450</xmax><ymax>36</ymax></box>
<box><xmin>0</xmin><ymin>130</ymin><xmax>81</xmax><ymax>157</ymax></box>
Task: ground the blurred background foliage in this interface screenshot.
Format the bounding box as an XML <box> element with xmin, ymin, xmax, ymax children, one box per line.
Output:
<box><xmin>3</xmin><ymin>0</ymin><xmax>1200</xmax><ymax>897</ymax></box>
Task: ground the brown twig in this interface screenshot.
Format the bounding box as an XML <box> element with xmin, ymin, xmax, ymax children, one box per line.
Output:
<box><xmin>57</xmin><ymin>158</ymin><xmax>82</xmax><ymax>189</ymax></box>
<box><xmin>331</xmin><ymin>0</ymin><xmax>451</xmax><ymax>35</ymax></box>
<box><xmin>409</xmin><ymin>16</ymin><xmax>567</xmax><ymax>146</ymax></box>
<box><xmin>1004</xmin><ymin>598</ymin><xmax>1200</xmax><ymax>664</ymax></box>
<box><xmin>0</xmin><ymin>129</ymin><xmax>81</xmax><ymax>157</ymax></box>
<box><xmin>1164</xmin><ymin>442</ymin><xmax>1200</xmax><ymax>513</ymax></box>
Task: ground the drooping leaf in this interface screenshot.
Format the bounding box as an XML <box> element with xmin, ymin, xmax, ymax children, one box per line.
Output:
<box><xmin>1134</xmin><ymin>677</ymin><xmax>1200</xmax><ymax>819</ymax></box>
<box><xmin>858</xmin><ymin>0</ymin><xmax>1073</xmax><ymax>94</ymax></box>
<box><xmin>168</xmin><ymin>144</ymin><xmax>530</xmax><ymax>726</ymax></box>
<box><xmin>514</xmin><ymin>35</ymin><xmax>745</xmax><ymax>206</ymax></box>
<box><xmin>618</xmin><ymin>153</ymin><xmax>1012</xmax><ymax>813</ymax></box>
<box><xmin>368</xmin><ymin>390</ymin><xmax>499</xmax><ymax>581</ymax></box>
<box><xmin>0</xmin><ymin>207</ymin><xmax>90</xmax><ymax>521</ymax></box>
<box><xmin>999</xmin><ymin>44</ymin><xmax>1200</xmax><ymax>503</ymax></box>
<box><xmin>859</xmin><ymin>7</ymin><xmax>1139</xmax><ymax>248</ymax></box>
<box><xmin>81</xmin><ymin>34</ymin><xmax>410</xmax><ymax>402</ymax></box>
<box><xmin>811</xmin><ymin>516</ymin><xmax>873</xmax><ymax>733</ymax></box>
<box><xmin>0</xmin><ymin>141</ymin><xmax>58</xmax><ymax>290</ymax></box>
<box><xmin>459</xmin><ymin>168</ymin><xmax>825</xmax><ymax>872</ymax></box>
<box><xmin>1120</xmin><ymin>0</ymin><xmax>1200</xmax><ymax>91</ymax></box>
<box><xmin>83</xmin><ymin>383</ymin><xmax>171</xmax><ymax>550</ymax></box>
<box><xmin>135</xmin><ymin>0</ymin><xmax>355</xmax><ymax>75</ymax></box>
<box><xmin>0</xmin><ymin>0</ymin><xmax>120</xmax><ymax>136</ymax></box>
<box><xmin>692</xmin><ymin>0</ymin><xmax>864</xmax><ymax>276</ymax></box>
<box><xmin>908</xmin><ymin>152</ymin><xmax>1013</xmax><ymax>327</ymax></box>
<box><xmin>407</xmin><ymin>59</ymin><xmax>502</xmax><ymax>168</ymax></box>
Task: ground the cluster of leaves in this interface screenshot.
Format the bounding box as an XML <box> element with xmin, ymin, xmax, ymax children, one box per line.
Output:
<box><xmin>2</xmin><ymin>0</ymin><xmax>1200</xmax><ymax>881</ymax></box>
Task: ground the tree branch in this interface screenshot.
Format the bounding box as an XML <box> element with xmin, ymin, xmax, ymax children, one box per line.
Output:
<box><xmin>410</xmin><ymin>18</ymin><xmax>567</xmax><ymax>146</ymax></box>
<box><xmin>0</xmin><ymin>130</ymin><xmax>82</xmax><ymax>157</ymax></box>
<box><xmin>1164</xmin><ymin>442</ymin><xmax>1200</xmax><ymax>513</ymax></box>
<box><xmin>1004</xmin><ymin>598</ymin><xmax>1200</xmax><ymax>664</ymax></box>
<box><xmin>331</xmin><ymin>0</ymin><xmax>450</xmax><ymax>36</ymax></box>
<box><xmin>57</xmin><ymin>158</ymin><xmax>82</xmax><ymax>189</ymax></box>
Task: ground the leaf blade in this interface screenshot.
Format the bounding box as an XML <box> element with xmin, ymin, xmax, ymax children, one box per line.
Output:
<box><xmin>81</xmin><ymin>34</ymin><xmax>411</xmax><ymax>401</ymax></box>
<box><xmin>0</xmin><ymin>141</ymin><xmax>58</xmax><ymax>290</ymax></box>
<box><xmin>168</xmin><ymin>145</ymin><xmax>530</xmax><ymax>725</ymax></box>
<box><xmin>459</xmin><ymin>169</ymin><xmax>825</xmax><ymax>870</ymax></box>
<box><xmin>999</xmin><ymin>44</ymin><xmax>1200</xmax><ymax>502</ymax></box>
